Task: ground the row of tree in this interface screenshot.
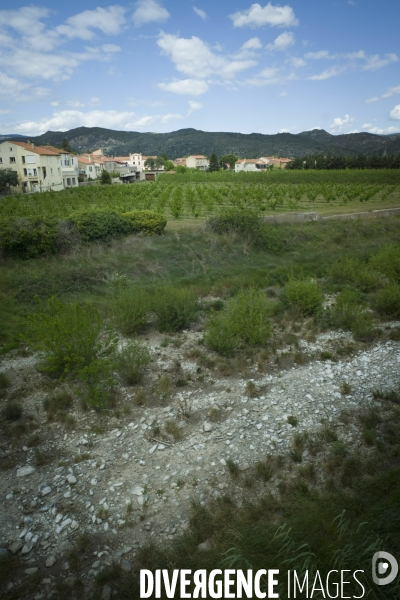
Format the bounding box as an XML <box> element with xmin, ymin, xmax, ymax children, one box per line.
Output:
<box><xmin>286</xmin><ymin>153</ymin><xmax>400</xmax><ymax>170</ymax></box>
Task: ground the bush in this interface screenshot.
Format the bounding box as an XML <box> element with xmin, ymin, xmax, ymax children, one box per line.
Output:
<box><xmin>373</xmin><ymin>284</ymin><xmax>400</xmax><ymax>318</ymax></box>
<box><xmin>152</xmin><ymin>286</ymin><xmax>198</xmax><ymax>332</ymax></box>
<box><xmin>205</xmin><ymin>288</ymin><xmax>271</xmax><ymax>355</ymax></box>
<box><xmin>0</xmin><ymin>216</ymin><xmax>58</xmax><ymax>259</ymax></box>
<box><xmin>370</xmin><ymin>244</ymin><xmax>400</xmax><ymax>283</ymax></box>
<box><xmin>111</xmin><ymin>287</ymin><xmax>150</xmax><ymax>335</ymax></box>
<box><xmin>284</xmin><ymin>278</ymin><xmax>323</xmax><ymax>315</ymax></box>
<box><xmin>328</xmin><ymin>257</ymin><xmax>385</xmax><ymax>292</ymax></box>
<box><xmin>207</xmin><ymin>209</ymin><xmax>284</xmax><ymax>252</ymax></box>
<box><xmin>43</xmin><ymin>389</ymin><xmax>73</xmax><ymax>419</ymax></box>
<box><xmin>351</xmin><ymin>312</ymin><xmax>376</xmax><ymax>341</ymax></box>
<box><xmin>123</xmin><ymin>210</ymin><xmax>167</xmax><ymax>235</ymax></box>
<box><xmin>100</xmin><ymin>171</ymin><xmax>112</xmax><ymax>185</ymax></box>
<box><xmin>27</xmin><ymin>296</ymin><xmax>107</xmax><ymax>377</ymax></box>
<box><xmin>0</xmin><ymin>372</ymin><xmax>10</xmax><ymax>398</ymax></box>
<box><xmin>68</xmin><ymin>210</ymin><xmax>131</xmax><ymax>243</ymax></box>
<box><xmin>331</xmin><ymin>289</ymin><xmax>364</xmax><ymax>330</ymax></box>
<box><xmin>114</xmin><ymin>341</ymin><xmax>151</xmax><ymax>385</ymax></box>
<box><xmin>2</xmin><ymin>401</ymin><xmax>22</xmax><ymax>421</ymax></box>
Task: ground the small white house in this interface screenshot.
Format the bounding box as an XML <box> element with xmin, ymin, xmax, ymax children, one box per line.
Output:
<box><xmin>235</xmin><ymin>158</ymin><xmax>272</xmax><ymax>172</ymax></box>
<box><xmin>186</xmin><ymin>155</ymin><xmax>209</xmax><ymax>170</ymax></box>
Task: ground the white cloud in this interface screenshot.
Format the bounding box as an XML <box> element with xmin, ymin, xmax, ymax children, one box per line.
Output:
<box><xmin>390</xmin><ymin>105</ymin><xmax>400</xmax><ymax>120</ymax></box>
<box><xmin>188</xmin><ymin>100</ymin><xmax>203</xmax><ymax>114</ymax></box>
<box><xmin>279</xmin><ymin>91</ymin><xmax>288</xmax><ymax>96</ymax></box>
<box><xmin>308</xmin><ymin>66</ymin><xmax>346</xmax><ymax>81</ymax></box>
<box><xmin>365</xmin><ymin>125</ymin><xmax>400</xmax><ymax>134</ymax></box>
<box><xmin>244</xmin><ymin>66</ymin><xmax>280</xmax><ymax>86</ymax></box>
<box><xmin>0</xmin><ymin>7</ymin><xmax>58</xmax><ymax>52</ymax></box>
<box><xmin>366</xmin><ymin>84</ymin><xmax>400</xmax><ymax>103</ymax></box>
<box><xmin>330</xmin><ymin>114</ymin><xmax>355</xmax><ymax>132</ymax></box>
<box><xmin>56</xmin><ymin>6</ymin><xmax>126</xmax><ymax>40</ymax></box>
<box><xmin>305</xmin><ymin>50</ymin><xmax>337</xmax><ymax>60</ymax></box>
<box><xmin>157</xmin><ymin>33</ymin><xmax>257</xmax><ymax>80</ymax></box>
<box><xmin>241</xmin><ymin>37</ymin><xmax>263</xmax><ymax>50</ymax></box>
<box><xmin>193</xmin><ymin>7</ymin><xmax>207</xmax><ymax>21</ymax></box>
<box><xmin>132</xmin><ymin>0</ymin><xmax>170</xmax><ymax>27</ymax></box>
<box><xmin>362</xmin><ymin>123</ymin><xmax>373</xmax><ymax>128</ymax></box>
<box><xmin>158</xmin><ymin>79</ymin><xmax>209</xmax><ymax>96</ymax></box>
<box><xmin>289</xmin><ymin>57</ymin><xmax>306</xmax><ymax>67</ymax></box>
<box><xmin>230</xmin><ymin>3</ymin><xmax>299</xmax><ymax>28</ymax></box>
<box><xmin>266</xmin><ymin>31</ymin><xmax>295</xmax><ymax>51</ymax></box>
<box><xmin>362</xmin><ymin>53</ymin><xmax>398</xmax><ymax>71</ymax></box>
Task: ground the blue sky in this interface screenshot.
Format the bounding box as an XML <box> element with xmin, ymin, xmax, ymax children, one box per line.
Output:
<box><xmin>0</xmin><ymin>0</ymin><xmax>399</xmax><ymax>137</ymax></box>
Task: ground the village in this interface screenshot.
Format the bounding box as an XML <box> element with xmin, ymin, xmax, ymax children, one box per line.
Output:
<box><xmin>0</xmin><ymin>140</ymin><xmax>291</xmax><ymax>194</ymax></box>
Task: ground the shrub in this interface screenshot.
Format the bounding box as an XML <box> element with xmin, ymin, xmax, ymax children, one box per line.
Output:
<box><xmin>284</xmin><ymin>278</ymin><xmax>323</xmax><ymax>315</ymax></box>
<box><xmin>328</xmin><ymin>257</ymin><xmax>385</xmax><ymax>292</ymax></box>
<box><xmin>0</xmin><ymin>372</ymin><xmax>11</xmax><ymax>398</ymax></box>
<box><xmin>114</xmin><ymin>341</ymin><xmax>151</xmax><ymax>385</ymax></box>
<box><xmin>123</xmin><ymin>210</ymin><xmax>166</xmax><ymax>235</ymax></box>
<box><xmin>0</xmin><ymin>216</ymin><xmax>58</xmax><ymax>259</ymax></box>
<box><xmin>351</xmin><ymin>312</ymin><xmax>376</xmax><ymax>342</ymax></box>
<box><xmin>152</xmin><ymin>286</ymin><xmax>198</xmax><ymax>332</ymax></box>
<box><xmin>207</xmin><ymin>209</ymin><xmax>284</xmax><ymax>252</ymax></box>
<box><xmin>77</xmin><ymin>357</ymin><xmax>115</xmax><ymax>409</ymax></box>
<box><xmin>331</xmin><ymin>289</ymin><xmax>363</xmax><ymax>330</ymax></box>
<box><xmin>370</xmin><ymin>244</ymin><xmax>400</xmax><ymax>283</ymax></box>
<box><xmin>27</xmin><ymin>296</ymin><xmax>107</xmax><ymax>377</ymax></box>
<box><xmin>204</xmin><ymin>288</ymin><xmax>271</xmax><ymax>355</ymax></box>
<box><xmin>100</xmin><ymin>170</ymin><xmax>112</xmax><ymax>185</ymax></box>
<box><xmin>68</xmin><ymin>210</ymin><xmax>131</xmax><ymax>243</ymax></box>
<box><xmin>2</xmin><ymin>401</ymin><xmax>22</xmax><ymax>421</ymax></box>
<box><xmin>111</xmin><ymin>287</ymin><xmax>150</xmax><ymax>335</ymax></box>
<box><xmin>43</xmin><ymin>389</ymin><xmax>73</xmax><ymax>419</ymax></box>
<box><xmin>373</xmin><ymin>284</ymin><xmax>400</xmax><ymax>319</ymax></box>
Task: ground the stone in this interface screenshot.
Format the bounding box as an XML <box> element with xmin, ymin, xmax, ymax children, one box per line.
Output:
<box><xmin>121</xmin><ymin>559</ymin><xmax>132</xmax><ymax>572</ymax></box>
<box><xmin>203</xmin><ymin>421</ymin><xmax>213</xmax><ymax>432</ymax></box>
<box><xmin>41</xmin><ymin>487</ymin><xmax>52</xmax><ymax>497</ymax></box>
<box><xmin>25</xmin><ymin>567</ymin><xmax>38</xmax><ymax>575</ymax></box>
<box><xmin>101</xmin><ymin>585</ymin><xmax>112</xmax><ymax>600</ymax></box>
<box><xmin>16</xmin><ymin>465</ymin><xmax>36</xmax><ymax>478</ymax></box>
<box><xmin>197</xmin><ymin>540</ymin><xmax>212</xmax><ymax>552</ymax></box>
<box><xmin>67</xmin><ymin>475</ymin><xmax>77</xmax><ymax>485</ymax></box>
<box><xmin>21</xmin><ymin>541</ymin><xmax>34</xmax><ymax>555</ymax></box>
<box><xmin>9</xmin><ymin>541</ymin><xmax>23</xmax><ymax>554</ymax></box>
<box><xmin>46</xmin><ymin>555</ymin><xmax>56</xmax><ymax>567</ymax></box>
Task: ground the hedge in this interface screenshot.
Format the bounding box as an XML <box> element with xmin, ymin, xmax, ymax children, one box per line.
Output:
<box><xmin>122</xmin><ymin>210</ymin><xmax>167</xmax><ymax>235</ymax></box>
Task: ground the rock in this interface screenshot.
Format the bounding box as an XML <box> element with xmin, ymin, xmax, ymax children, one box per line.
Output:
<box><xmin>101</xmin><ymin>585</ymin><xmax>112</xmax><ymax>600</ymax></box>
<box><xmin>203</xmin><ymin>421</ymin><xmax>213</xmax><ymax>432</ymax></box>
<box><xmin>46</xmin><ymin>555</ymin><xmax>56</xmax><ymax>567</ymax></box>
<box><xmin>121</xmin><ymin>559</ymin><xmax>132</xmax><ymax>572</ymax></box>
<box><xmin>21</xmin><ymin>541</ymin><xmax>34</xmax><ymax>554</ymax></box>
<box><xmin>16</xmin><ymin>465</ymin><xmax>36</xmax><ymax>478</ymax></box>
<box><xmin>25</xmin><ymin>567</ymin><xmax>38</xmax><ymax>575</ymax></box>
<box><xmin>197</xmin><ymin>540</ymin><xmax>212</xmax><ymax>552</ymax></box>
<box><xmin>67</xmin><ymin>475</ymin><xmax>77</xmax><ymax>485</ymax></box>
<box><xmin>131</xmin><ymin>486</ymin><xmax>144</xmax><ymax>496</ymax></box>
<box><xmin>41</xmin><ymin>487</ymin><xmax>52</xmax><ymax>497</ymax></box>
<box><xmin>92</xmin><ymin>560</ymin><xmax>101</xmax><ymax>569</ymax></box>
<box><xmin>9</xmin><ymin>541</ymin><xmax>23</xmax><ymax>554</ymax></box>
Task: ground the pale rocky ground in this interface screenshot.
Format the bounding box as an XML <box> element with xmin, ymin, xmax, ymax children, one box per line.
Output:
<box><xmin>0</xmin><ymin>321</ymin><xmax>399</xmax><ymax>599</ymax></box>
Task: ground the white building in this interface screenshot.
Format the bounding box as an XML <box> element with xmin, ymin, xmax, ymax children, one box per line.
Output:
<box><xmin>0</xmin><ymin>140</ymin><xmax>64</xmax><ymax>193</ymax></box>
<box><xmin>114</xmin><ymin>153</ymin><xmax>146</xmax><ymax>171</ymax></box>
<box><xmin>78</xmin><ymin>155</ymin><xmax>105</xmax><ymax>179</ymax></box>
<box><xmin>43</xmin><ymin>146</ymin><xmax>79</xmax><ymax>188</ymax></box>
<box><xmin>235</xmin><ymin>158</ymin><xmax>272</xmax><ymax>172</ymax></box>
<box><xmin>186</xmin><ymin>155</ymin><xmax>209</xmax><ymax>170</ymax></box>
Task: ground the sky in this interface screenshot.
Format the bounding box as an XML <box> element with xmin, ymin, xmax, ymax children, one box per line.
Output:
<box><xmin>0</xmin><ymin>0</ymin><xmax>399</xmax><ymax>138</ymax></box>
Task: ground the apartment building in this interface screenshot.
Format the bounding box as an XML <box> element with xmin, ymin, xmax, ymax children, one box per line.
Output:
<box><xmin>0</xmin><ymin>140</ymin><xmax>64</xmax><ymax>193</ymax></box>
<box><xmin>186</xmin><ymin>155</ymin><xmax>209</xmax><ymax>170</ymax></box>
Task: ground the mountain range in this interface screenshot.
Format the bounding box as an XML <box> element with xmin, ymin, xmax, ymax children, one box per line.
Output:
<box><xmin>3</xmin><ymin>127</ymin><xmax>400</xmax><ymax>159</ymax></box>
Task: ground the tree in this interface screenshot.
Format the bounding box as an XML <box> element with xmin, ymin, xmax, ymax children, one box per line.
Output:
<box><xmin>145</xmin><ymin>157</ymin><xmax>156</xmax><ymax>170</ymax></box>
<box><xmin>100</xmin><ymin>170</ymin><xmax>111</xmax><ymax>185</ymax></box>
<box><xmin>61</xmin><ymin>137</ymin><xmax>73</xmax><ymax>153</ymax></box>
<box><xmin>208</xmin><ymin>152</ymin><xmax>220</xmax><ymax>172</ymax></box>
<box><xmin>220</xmin><ymin>154</ymin><xmax>238</xmax><ymax>169</ymax></box>
<box><xmin>0</xmin><ymin>169</ymin><xmax>18</xmax><ymax>193</ymax></box>
<box><xmin>164</xmin><ymin>160</ymin><xmax>175</xmax><ymax>171</ymax></box>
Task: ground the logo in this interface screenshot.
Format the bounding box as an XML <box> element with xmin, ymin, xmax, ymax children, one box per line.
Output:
<box><xmin>372</xmin><ymin>552</ymin><xmax>398</xmax><ymax>586</ymax></box>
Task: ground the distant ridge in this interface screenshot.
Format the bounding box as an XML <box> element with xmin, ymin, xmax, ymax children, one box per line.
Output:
<box><xmin>5</xmin><ymin>127</ymin><xmax>400</xmax><ymax>159</ymax></box>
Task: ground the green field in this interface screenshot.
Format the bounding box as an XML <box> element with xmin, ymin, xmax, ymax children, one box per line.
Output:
<box><xmin>1</xmin><ymin>169</ymin><xmax>400</xmax><ymax>222</ymax></box>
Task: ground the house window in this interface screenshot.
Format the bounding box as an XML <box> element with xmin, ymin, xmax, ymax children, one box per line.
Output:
<box><xmin>33</xmin><ymin>168</ymin><xmax>37</xmax><ymax>176</ymax></box>
<box><xmin>23</xmin><ymin>168</ymin><xmax>27</xmax><ymax>176</ymax></box>
<box><xmin>22</xmin><ymin>156</ymin><xmax>25</xmax><ymax>164</ymax></box>
<box><xmin>89</xmin><ymin>166</ymin><xmax>93</xmax><ymax>172</ymax></box>
<box><xmin>50</xmin><ymin>168</ymin><xmax>53</xmax><ymax>174</ymax></box>
<box><xmin>72</xmin><ymin>178</ymin><xmax>76</xmax><ymax>185</ymax></box>
<box><xmin>43</xmin><ymin>167</ymin><xmax>47</xmax><ymax>179</ymax></box>
<box><xmin>0</xmin><ymin>158</ymin><xmax>2</xmax><ymax>163</ymax></box>
<box><xmin>10</xmin><ymin>157</ymin><xmax>16</xmax><ymax>163</ymax></box>
<box><xmin>67</xmin><ymin>178</ymin><xmax>71</xmax><ymax>186</ymax></box>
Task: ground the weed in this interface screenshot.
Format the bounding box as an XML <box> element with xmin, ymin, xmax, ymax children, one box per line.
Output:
<box><xmin>27</xmin><ymin>433</ymin><xmax>40</xmax><ymax>447</ymax></box>
<box><xmin>246</xmin><ymin>381</ymin><xmax>258</xmax><ymax>398</ymax></box>
<box><xmin>74</xmin><ymin>452</ymin><xmax>91</xmax><ymax>463</ymax></box>
<box><xmin>96</xmin><ymin>506</ymin><xmax>109</xmax><ymax>521</ymax></box>
<box><xmin>373</xmin><ymin>284</ymin><xmax>400</xmax><ymax>319</ymax></box>
<box><xmin>114</xmin><ymin>340</ymin><xmax>151</xmax><ymax>385</ymax></box>
<box><xmin>293</xmin><ymin>431</ymin><xmax>308</xmax><ymax>451</ymax></box>
<box><xmin>76</xmin><ymin>533</ymin><xmax>91</xmax><ymax>553</ymax></box>
<box><xmin>156</xmin><ymin>375</ymin><xmax>173</xmax><ymax>398</ymax></box>
<box><xmin>134</xmin><ymin>387</ymin><xmax>146</xmax><ymax>406</ymax></box>
<box><xmin>34</xmin><ymin>448</ymin><xmax>51</xmax><ymax>465</ymax></box>
<box><xmin>290</xmin><ymin>449</ymin><xmax>303</xmax><ymax>463</ymax></box>
<box><xmin>165</xmin><ymin>420</ymin><xmax>183</xmax><ymax>441</ymax></box>
<box><xmin>255</xmin><ymin>460</ymin><xmax>273</xmax><ymax>481</ymax></box>
<box><xmin>298</xmin><ymin>463</ymin><xmax>316</xmax><ymax>481</ymax></box>
<box><xmin>363</xmin><ymin>428</ymin><xmax>376</xmax><ymax>445</ymax></box>
<box><xmin>318</xmin><ymin>426</ymin><xmax>338</xmax><ymax>443</ymax></box>
<box><xmin>351</xmin><ymin>312</ymin><xmax>376</xmax><ymax>342</ymax></box>
<box><xmin>67</xmin><ymin>550</ymin><xmax>81</xmax><ymax>571</ymax></box>
<box><xmin>226</xmin><ymin>458</ymin><xmax>240</xmax><ymax>479</ymax></box>
<box><xmin>0</xmin><ymin>372</ymin><xmax>10</xmax><ymax>398</ymax></box>
<box><xmin>2</xmin><ymin>401</ymin><xmax>22</xmax><ymax>421</ymax></box>
<box><xmin>152</xmin><ymin>285</ymin><xmax>198</xmax><ymax>333</ymax></box>
<box><xmin>111</xmin><ymin>286</ymin><xmax>150</xmax><ymax>335</ymax></box>
<box><xmin>287</xmin><ymin>415</ymin><xmax>298</xmax><ymax>426</ymax></box>
<box><xmin>330</xmin><ymin>289</ymin><xmax>363</xmax><ymax>331</ymax></box>
<box><xmin>284</xmin><ymin>278</ymin><xmax>323</xmax><ymax>315</ymax></box>
<box><xmin>340</xmin><ymin>382</ymin><xmax>352</xmax><ymax>395</ymax></box>
<box><xmin>369</xmin><ymin>243</ymin><xmax>400</xmax><ymax>283</ymax></box>
<box><xmin>209</xmin><ymin>407</ymin><xmax>220</xmax><ymax>421</ymax></box>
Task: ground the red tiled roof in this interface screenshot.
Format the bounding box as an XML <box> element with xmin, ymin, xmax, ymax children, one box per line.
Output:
<box><xmin>10</xmin><ymin>141</ymin><xmax>60</xmax><ymax>156</ymax></box>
